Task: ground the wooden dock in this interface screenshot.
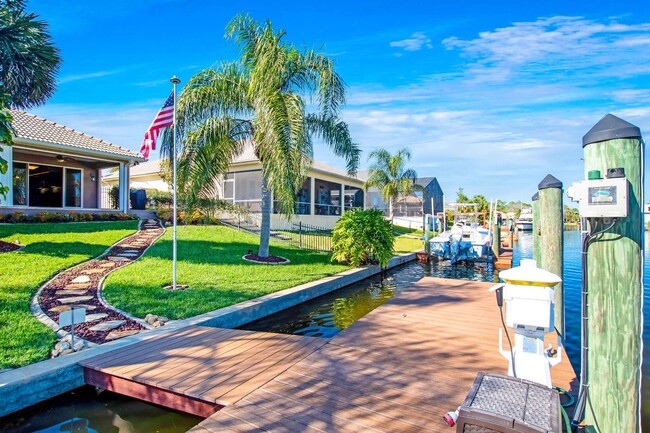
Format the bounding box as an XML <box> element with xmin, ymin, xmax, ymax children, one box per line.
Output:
<box><xmin>81</xmin><ymin>277</ymin><xmax>577</xmax><ymax>432</ymax></box>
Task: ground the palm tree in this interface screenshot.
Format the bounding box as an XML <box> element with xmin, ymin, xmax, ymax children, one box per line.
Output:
<box><xmin>168</xmin><ymin>14</ymin><xmax>359</xmax><ymax>258</ymax></box>
<box><xmin>0</xmin><ymin>0</ymin><xmax>60</xmax><ymax>109</ymax></box>
<box><xmin>0</xmin><ymin>0</ymin><xmax>61</xmax><ymax>201</ymax></box>
<box><xmin>364</xmin><ymin>148</ymin><xmax>419</xmax><ymax>222</ymax></box>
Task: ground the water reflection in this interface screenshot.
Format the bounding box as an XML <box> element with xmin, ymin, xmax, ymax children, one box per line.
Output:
<box><xmin>0</xmin><ymin>387</ymin><xmax>201</xmax><ymax>433</ymax></box>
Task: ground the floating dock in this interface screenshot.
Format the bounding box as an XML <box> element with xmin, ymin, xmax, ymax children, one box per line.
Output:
<box><xmin>81</xmin><ymin>277</ymin><xmax>577</xmax><ymax>432</ymax></box>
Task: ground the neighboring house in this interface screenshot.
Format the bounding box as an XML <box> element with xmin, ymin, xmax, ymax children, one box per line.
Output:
<box><xmin>0</xmin><ymin>110</ymin><xmax>144</xmax><ymax>214</ymax></box>
<box><xmin>103</xmin><ymin>145</ymin><xmax>366</xmax><ymax>229</ymax></box>
<box><xmin>364</xmin><ymin>176</ymin><xmax>444</xmax><ymax>218</ymax></box>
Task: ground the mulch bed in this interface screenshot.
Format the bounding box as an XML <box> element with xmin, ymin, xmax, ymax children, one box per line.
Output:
<box><xmin>0</xmin><ymin>240</ymin><xmax>21</xmax><ymax>253</ymax></box>
<box><xmin>243</xmin><ymin>253</ymin><xmax>290</xmax><ymax>264</ymax></box>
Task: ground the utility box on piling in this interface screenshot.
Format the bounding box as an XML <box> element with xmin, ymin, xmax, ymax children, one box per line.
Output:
<box><xmin>568</xmin><ymin>114</ymin><xmax>644</xmax><ymax>432</ymax></box>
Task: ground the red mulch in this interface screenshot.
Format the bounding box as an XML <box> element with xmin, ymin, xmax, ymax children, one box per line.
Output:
<box><xmin>244</xmin><ymin>254</ymin><xmax>289</xmax><ymax>264</ymax></box>
<box><xmin>0</xmin><ymin>240</ymin><xmax>21</xmax><ymax>253</ymax></box>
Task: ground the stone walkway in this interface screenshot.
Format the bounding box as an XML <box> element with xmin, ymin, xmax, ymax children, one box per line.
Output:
<box><xmin>35</xmin><ymin>219</ymin><xmax>165</xmax><ymax>345</ymax></box>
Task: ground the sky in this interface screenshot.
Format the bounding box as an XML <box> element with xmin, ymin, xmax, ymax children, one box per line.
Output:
<box><xmin>27</xmin><ymin>0</ymin><xmax>650</xmax><ymax>203</ymax></box>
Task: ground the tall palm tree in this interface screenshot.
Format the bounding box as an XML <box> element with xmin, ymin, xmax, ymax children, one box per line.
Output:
<box><xmin>0</xmin><ymin>0</ymin><xmax>60</xmax><ymax>201</ymax></box>
<box><xmin>168</xmin><ymin>14</ymin><xmax>359</xmax><ymax>257</ymax></box>
<box><xmin>364</xmin><ymin>148</ymin><xmax>419</xmax><ymax>222</ymax></box>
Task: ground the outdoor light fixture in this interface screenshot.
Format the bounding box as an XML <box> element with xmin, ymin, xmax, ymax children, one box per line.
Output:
<box><xmin>55</xmin><ymin>155</ymin><xmax>65</xmax><ymax>162</ymax></box>
<box><xmin>90</xmin><ymin>173</ymin><xmax>97</xmax><ymax>182</ymax></box>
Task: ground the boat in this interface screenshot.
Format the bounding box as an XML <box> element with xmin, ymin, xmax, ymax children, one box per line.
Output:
<box><xmin>517</xmin><ymin>209</ymin><xmax>533</xmax><ymax>231</ymax></box>
<box><xmin>430</xmin><ymin>221</ymin><xmax>492</xmax><ymax>264</ymax></box>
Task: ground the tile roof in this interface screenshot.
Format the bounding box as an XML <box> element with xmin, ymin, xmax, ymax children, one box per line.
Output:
<box><xmin>10</xmin><ymin>109</ymin><xmax>143</xmax><ymax>160</ymax></box>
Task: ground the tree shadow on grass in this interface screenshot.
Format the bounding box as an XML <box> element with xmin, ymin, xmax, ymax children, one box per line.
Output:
<box><xmin>14</xmin><ymin>241</ymin><xmax>111</xmax><ymax>258</ymax></box>
<box><xmin>145</xmin><ymin>239</ymin><xmax>332</xmax><ymax>266</ymax></box>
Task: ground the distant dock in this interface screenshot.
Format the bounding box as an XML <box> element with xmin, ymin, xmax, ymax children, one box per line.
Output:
<box><xmin>81</xmin><ymin>277</ymin><xmax>576</xmax><ymax>432</ymax></box>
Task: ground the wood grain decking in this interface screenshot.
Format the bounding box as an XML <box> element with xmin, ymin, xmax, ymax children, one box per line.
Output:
<box><xmin>82</xmin><ymin>277</ymin><xmax>577</xmax><ymax>432</ymax></box>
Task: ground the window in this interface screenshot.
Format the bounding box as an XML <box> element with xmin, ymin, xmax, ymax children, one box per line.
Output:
<box><xmin>12</xmin><ymin>161</ymin><xmax>84</xmax><ymax>208</ymax></box>
<box><xmin>273</xmin><ymin>177</ymin><xmax>311</xmax><ymax>215</ymax></box>
<box><xmin>314</xmin><ymin>179</ymin><xmax>341</xmax><ymax>216</ymax></box>
<box><xmin>233</xmin><ymin>170</ymin><xmax>262</xmax><ymax>213</ymax></box>
<box><xmin>29</xmin><ymin>164</ymin><xmax>63</xmax><ymax>207</ymax></box>
<box><xmin>344</xmin><ymin>186</ymin><xmax>364</xmax><ymax>211</ymax></box>
<box><xmin>13</xmin><ymin>162</ymin><xmax>27</xmax><ymax>206</ymax></box>
<box><xmin>65</xmin><ymin>169</ymin><xmax>82</xmax><ymax>207</ymax></box>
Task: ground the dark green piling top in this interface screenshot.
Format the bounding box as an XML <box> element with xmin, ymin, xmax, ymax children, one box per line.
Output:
<box><xmin>583</xmin><ymin>113</ymin><xmax>641</xmax><ymax>147</ymax></box>
<box><xmin>532</xmin><ymin>192</ymin><xmax>539</xmax><ymax>201</ymax></box>
<box><xmin>538</xmin><ymin>174</ymin><xmax>562</xmax><ymax>190</ymax></box>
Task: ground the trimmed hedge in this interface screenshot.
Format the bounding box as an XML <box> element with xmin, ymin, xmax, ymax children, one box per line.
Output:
<box><xmin>0</xmin><ymin>211</ymin><xmax>137</xmax><ymax>224</ymax></box>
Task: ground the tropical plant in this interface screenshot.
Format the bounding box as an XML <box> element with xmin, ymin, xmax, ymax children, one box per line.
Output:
<box><xmin>331</xmin><ymin>209</ymin><xmax>394</xmax><ymax>268</ymax></box>
<box><xmin>167</xmin><ymin>14</ymin><xmax>359</xmax><ymax>258</ymax></box>
<box><xmin>0</xmin><ymin>0</ymin><xmax>61</xmax><ymax>201</ymax></box>
<box><xmin>364</xmin><ymin>148</ymin><xmax>419</xmax><ymax>221</ymax></box>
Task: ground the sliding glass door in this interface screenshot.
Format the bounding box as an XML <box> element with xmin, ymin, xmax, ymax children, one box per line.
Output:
<box><xmin>12</xmin><ymin>162</ymin><xmax>83</xmax><ymax>208</ymax></box>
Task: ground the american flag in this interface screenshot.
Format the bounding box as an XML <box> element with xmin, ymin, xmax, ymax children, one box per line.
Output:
<box><xmin>139</xmin><ymin>91</ymin><xmax>174</xmax><ymax>158</ymax></box>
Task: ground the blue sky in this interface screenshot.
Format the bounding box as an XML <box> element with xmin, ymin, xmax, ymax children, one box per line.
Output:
<box><xmin>28</xmin><ymin>0</ymin><xmax>650</xmax><ymax>203</ymax></box>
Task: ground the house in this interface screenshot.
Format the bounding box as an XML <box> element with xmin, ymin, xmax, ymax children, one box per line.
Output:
<box><xmin>0</xmin><ymin>110</ymin><xmax>144</xmax><ymax>214</ymax></box>
<box><xmin>102</xmin><ymin>145</ymin><xmax>366</xmax><ymax>229</ymax></box>
<box><xmin>365</xmin><ymin>176</ymin><xmax>444</xmax><ymax>218</ymax></box>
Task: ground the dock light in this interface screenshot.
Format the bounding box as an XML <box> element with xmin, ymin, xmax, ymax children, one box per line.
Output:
<box><xmin>489</xmin><ymin>259</ymin><xmax>562</xmax><ymax>387</ymax></box>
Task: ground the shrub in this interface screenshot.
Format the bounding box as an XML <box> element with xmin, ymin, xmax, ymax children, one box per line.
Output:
<box><xmin>109</xmin><ymin>185</ymin><xmax>120</xmax><ymax>209</ymax></box>
<box><xmin>149</xmin><ymin>191</ymin><xmax>174</xmax><ymax>209</ymax></box>
<box><xmin>331</xmin><ymin>209</ymin><xmax>394</xmax><ymax>268</ymax></box>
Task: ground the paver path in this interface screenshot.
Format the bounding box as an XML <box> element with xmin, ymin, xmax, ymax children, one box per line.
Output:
<box><xmin>36</xmin><ymin>219</ymin><xmax>165</xmax><ymax>344</ymax></box>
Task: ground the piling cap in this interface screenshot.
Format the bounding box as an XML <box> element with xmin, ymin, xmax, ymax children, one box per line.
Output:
<box><xmin>538</xmin><ymin>174</ymin><xmax>562</xmax><ymax>190</ymax></box>
<box><xmin>583</xmin><ymin>114</ymin><xmax>641</xmax><ymax>147</ymax></box>
<box><xmin>499</xmin><ymin>259</ymin><xmax>562</xmax><ymax>286</ymax></box>
<box><xmin>532</xmin><ymin>192</ymin><xmax>539</xmax><ymax>201</ymax></box>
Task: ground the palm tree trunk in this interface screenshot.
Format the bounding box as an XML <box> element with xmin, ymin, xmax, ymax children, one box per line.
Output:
<box><xmin>389</xmin><ymin>199</ymin><xmax>394</xmax><ymax>223</ymax></box>
<box><xmin>258</xmin><ymin>175</ymin><xmax>272</xmax><ymax>257</ymax></box>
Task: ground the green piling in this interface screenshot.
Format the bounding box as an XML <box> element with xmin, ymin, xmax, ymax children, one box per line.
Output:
<box><xmin>582</xmin><ymin>114</ymin><xmax>643</xmax><ymax>432</ymax></box>
<box><xmin>532</xmin><ymin>192</ymin><xmax>541</xmax><ymax>265</ymax></box>
<box><xmin>537</xmin><ymin>175</ymin><xmax>564</xmax><ymax>337</ymax></box>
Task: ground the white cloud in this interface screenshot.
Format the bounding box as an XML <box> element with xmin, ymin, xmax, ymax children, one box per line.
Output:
<box><xmin>389</xmin><ymin>32</ymin><xmax>433</xmax><ymax>52</ymax></box>
<box><xmin>58</xmin><ymin>70</ymin><xmax>123</xmax><ymax>84</ymax></box>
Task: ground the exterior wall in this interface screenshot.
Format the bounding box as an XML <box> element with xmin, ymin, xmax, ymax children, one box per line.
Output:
<box><xmin>6</xmin><ymin>150</ymin><xmax>104</xmax><ymax>210</ymax></box>
<box><xmin>0</xmin><ymin>145</ymin><xmax>12</xmax><ymax>206</ymax></box>
<box><xmin>422</xmin><ymin>178</ymin><xmax>444</xmax><ymax>215</ymax></box>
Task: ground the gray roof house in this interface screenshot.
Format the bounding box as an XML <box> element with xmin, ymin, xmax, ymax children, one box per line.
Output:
<box><xmin>0</xmin><ymin>110</ymin><xmax>144</xmax><ymax>214</ymax></box>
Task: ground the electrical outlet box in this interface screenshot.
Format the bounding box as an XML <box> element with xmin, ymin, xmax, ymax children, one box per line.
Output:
<box><xmin>566</xmin><ymin>178</ymin><xmax>628</xmax><ymax>218</ymax></box>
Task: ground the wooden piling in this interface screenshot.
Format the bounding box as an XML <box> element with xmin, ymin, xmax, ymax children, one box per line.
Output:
<box><xmin>532</xmin><ymin>192</ymin><xmax>541</xmax><ymax>265</ymax></box>
<box><xmin>491</xmin><ymin>223</ymin><xmax>500</xmax><ymax>258</ymax></box>
<box><xmin>537</xmin><ymin>175</ymin><xmax>564</xmax><ymax>337</ymax></box>
<box><xmin>582</xmin><ymin>114</ymin><xmax>643</xmax><ymax>432</ymax></box>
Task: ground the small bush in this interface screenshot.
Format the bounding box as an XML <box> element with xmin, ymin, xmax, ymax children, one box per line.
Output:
<box><xmin>0</xmin><ymin>211</ymin><xmax>136</xmax><ymax>224</ymax></box>
<box><xmin>331</xmin><ymin>209</ymin><xmax>394</xmax><ymax>268</ymax></box>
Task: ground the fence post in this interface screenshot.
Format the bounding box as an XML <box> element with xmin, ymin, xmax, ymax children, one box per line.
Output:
<box><xmin>581</xmin><ymin>114</ymin><xmax>643</xmax><ymax>432</ymax></box>
<box><xmin>299</xmin><ymin>222</ymin><xmax>302</xmax><ymax>249</ymax></box>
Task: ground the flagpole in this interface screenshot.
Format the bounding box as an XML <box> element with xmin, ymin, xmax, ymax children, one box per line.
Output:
<box><xmin>170</xmin><ymin>75</ymin><xmax>180</xmax><ymax>290</ymax></box>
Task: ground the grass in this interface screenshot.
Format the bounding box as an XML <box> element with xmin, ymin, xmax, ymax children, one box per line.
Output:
<box><xmin>393</xmin><ymin>224</ymin><xmax>424</xmax><ymax>236</ymax></box>
<box><xmin>0</xmin><ymin>221</ymin><xmax>139</xmax><ymax>368</ymax></box>
<box><xmin>394</xmin><ymin>234</ymin><xmax>423</xmax><ymax>254</ymax></box>
<box><xmin>103</xmin><ymin>225</ymin><xmax>351</xmax><ymax>319</ymax></box>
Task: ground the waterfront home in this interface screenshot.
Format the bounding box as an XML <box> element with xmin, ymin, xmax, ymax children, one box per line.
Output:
<box><xmin>103</xmin><ymin>145</ymin><xmax>366</xmax><ymax>229</ymax></box>
<box><xmin>0</xmin><ymin>110</ymin><xmax>144</xmax><ymax>214</ymax></box>
<box><xmin>365</xmin><ymin>176</ymin><xmax>444</xmax><ymax>218</ymax></box>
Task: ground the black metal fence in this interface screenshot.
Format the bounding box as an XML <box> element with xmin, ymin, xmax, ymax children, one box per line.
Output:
<box><xmin>271</xmin><ymin>221</ymin><xmax>332</xmax><ymax>252</ymax></box>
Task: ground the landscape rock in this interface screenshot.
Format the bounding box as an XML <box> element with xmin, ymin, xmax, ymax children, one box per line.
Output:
<box><xmin>55</xmin><ymin>289</ymin><xmax>87</xmax><ymax>296</ymax></box>
<box><xmin>89</xmin><ymin>320</ymin><xmax>126</xmax><ymax>332</ymax></box>
<box><xmin>71</xmin><ymin>275</ymin><xmax>90</xmax><ymax>284</ymax></box>
<box><xmin>49</xmin><ymin>305</ymin><xmax>71</xmax><ymax>313</ymax></box>
<box><xmin>107</xmin><ymin>256</ymin><xmax>131</xmax><ymax>262</ymax></box>
<box><xmin>83</xmin><ymin>269</ymin><xmax>105</xmax><ymax>275</ymax></box>
<box><xmin>58</xmin><ymin>296</ymin><xmax>93</xmax><ymax>304</ymax></box>
<box><xmin>105</xmin><ymin>329</ymin><xmax>140</xmax><ymax>341</ymax></box>
<box><xmin>144</xmin><ymin>314</ymin><xmax>157</xmax><ymax>325</ymax></box>
<box><xmin>85</xmin><ymin>313</ymin><xmax>108</xmax><ymax>322</ymax></box>
<box><xmin>64</xmin><ymin>283</ymin><xmax>91</xmax><ymax>289</ymax></box>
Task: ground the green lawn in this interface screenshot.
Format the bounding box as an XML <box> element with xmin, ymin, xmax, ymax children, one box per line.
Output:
<box><xmin>394</xmin><ymin>234</ymin><xmax>423</xmax><ymax>254</ymax></box>
<box><xmin>0</xmin><ymin>221</ymin><xmax>139</xmax><ymax>368</ymax></box>
<box><xmin>103</xmin><ymin>225</ymin><xmax>351</xmax><ymax>319</ymax></box>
